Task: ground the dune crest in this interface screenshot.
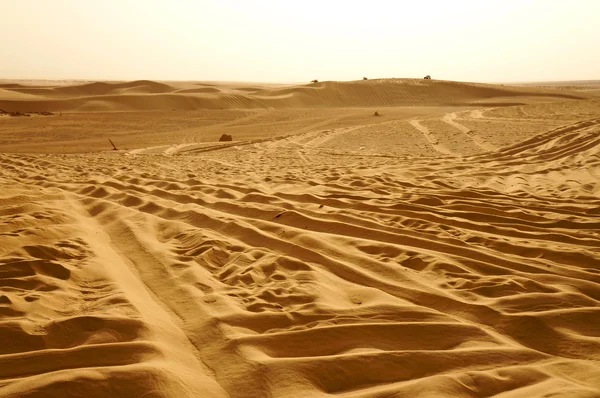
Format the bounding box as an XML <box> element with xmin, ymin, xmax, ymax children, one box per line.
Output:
<box><xmin>0</xmin><ymin>78</ymin><xmax>588</xmax><ymax>113</ymax></box>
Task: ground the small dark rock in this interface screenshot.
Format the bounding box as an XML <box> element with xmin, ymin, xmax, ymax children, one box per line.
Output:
<box><xmin>219</xmin><ymin>134</ymin><xmax>233</xmax><ymax>142</ymax></box>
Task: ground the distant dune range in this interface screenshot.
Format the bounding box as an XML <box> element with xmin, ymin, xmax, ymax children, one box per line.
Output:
<box><xmin>0</xmin><ymin>78</ymin><xmax>588</xmax><ymax>112</ymax></box>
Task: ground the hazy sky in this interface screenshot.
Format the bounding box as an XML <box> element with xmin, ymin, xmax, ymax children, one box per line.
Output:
<box><xmin>2</xmin><ymin>0</ymin><xmax>599</xmax><ymax>83</ymax></box>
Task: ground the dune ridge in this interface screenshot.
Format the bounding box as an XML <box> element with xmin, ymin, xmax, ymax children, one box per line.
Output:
<box><xmin>0</xmin><ymin>78</ymin><xmax>587</xmax><ymax>113</ymax></box>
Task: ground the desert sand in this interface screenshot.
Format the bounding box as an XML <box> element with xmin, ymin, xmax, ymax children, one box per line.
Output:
<box><xmin>0</xmin><ymin>78</ymin><xmax>599</xmax><ymax>397</ymax></box>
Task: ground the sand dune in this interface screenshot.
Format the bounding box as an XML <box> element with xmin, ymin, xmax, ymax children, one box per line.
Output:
<box><xmin>174</xmin><ymin>87</ymin><xmax>222</xmax><ymax>94</ymax></box>
<box><xmin>5</xmin><ymin>80</ymin><xmax>175</xmax><ymax>97</ymax></box>
<box><xmin>0</xmin><ymin>78</ymin><xmax>588</xmax><ymax>113</ymax></box>
<box><xmin>1</xmin><ymin>80</ymin><xmax>599</xmax><ymax>397</ymax></box>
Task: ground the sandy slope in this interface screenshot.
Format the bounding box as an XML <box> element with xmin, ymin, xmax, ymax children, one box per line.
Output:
<box><xmin>1</xmin><ymin>80</ymin><xmax>600</xmax><ymax>397</ymax></box>
<box><xmin>0</xmin><ymin>78</ymin><xmax>587</xmax><ymax>113</ymax></box>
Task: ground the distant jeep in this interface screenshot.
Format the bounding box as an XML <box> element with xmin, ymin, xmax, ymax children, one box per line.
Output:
<box><xmin>424</xmin><ymin>75</ymin><xmax>431</xmax><ymax>80</ymax></box>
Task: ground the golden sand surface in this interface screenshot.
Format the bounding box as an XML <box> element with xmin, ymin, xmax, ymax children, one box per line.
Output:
<box><xmin>0</xmin><ymin>78</ymin><xmax>599</xmax><ymax>397</ymax></box>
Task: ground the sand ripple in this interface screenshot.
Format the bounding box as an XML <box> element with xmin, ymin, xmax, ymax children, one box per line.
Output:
<box><xmin>0</xmin><ymin>110</ymin><xmax>599</xmax><ymax>397</ymax></box>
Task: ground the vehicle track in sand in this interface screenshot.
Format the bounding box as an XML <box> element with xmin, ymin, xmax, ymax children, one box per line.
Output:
<box><xmin>409</xmin><ymin>119</ymin><xmax>455</xmax><ymax>155</ymax></box>
<box><xmin>1</xmin><ymin>108</ymin><xmax>600</xmax><ymax>396</ymax></box>
<box><xmin>442</xmin><ymin>111</ymin><xmax>498</xmax><ymax>152</ymax></box>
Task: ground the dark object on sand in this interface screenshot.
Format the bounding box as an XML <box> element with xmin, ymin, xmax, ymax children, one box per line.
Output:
<box><xmin>108</xmin><ymin>138</ymin><xmax>118</xmax><ymax>150</ymax></box>
<box><xmin>9</xmin><ymin>111</ymin><xmax>30</xmax><ymax>117</ymax></box>
<box><xmin>424</xmin><ymin>75</ymin><xmax>431</xmax><ymax>80</ymax></box>
<box><xmin>373</xmin><ymin>111</ymin><xmax>380</xmax><ymax>116</ymax></box>
<box><xmin>219</xmin><ymin>134</ymin><xmax>233</xmax><ymax>142</ymax></box>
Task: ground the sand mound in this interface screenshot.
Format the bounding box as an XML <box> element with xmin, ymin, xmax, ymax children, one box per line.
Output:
<box><xmin>0</xmin><ymin>80</ymin><xmax>175</xmax><ymax>99</ymax></box>
<box><xmin>0</xmin><ymin>79</ymin><xmax>588</xmax><ymax>113</ymax></box>
<box><xmin>254</xmin><ymin>79</ymin><xmax>584</xmax><ymax>107</ymax></box>
<box><xmin>0</xmin><ymin>83</ymin><xmax>25</xmax><ymax>89</ymax></box>
<box><xmin>0</xmin><ymin>94</ymin><xmax>260</xmax><ymax>113</ymax></box>
<box><xmin>54</xmin><ymin>80</ymin><xmax>176</xmax><ymax>96</ymax></box>
<box><xmin>175</xmin><ymin>87</ymin><xmax>222</xmax><ymax>94</ymax></box>
<box><xmin>233</xmin><ymin>87</ymin><xmax>262</xmax><ymax>92</ymax></box>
